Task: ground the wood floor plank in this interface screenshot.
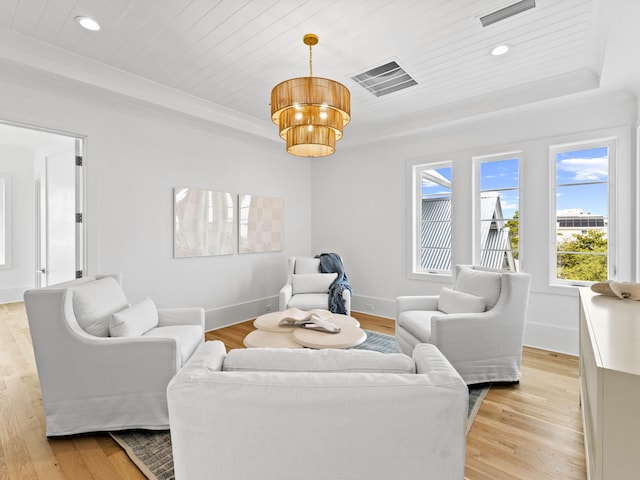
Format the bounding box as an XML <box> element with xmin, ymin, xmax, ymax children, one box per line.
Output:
<box><xmin>48</xmin><ymin>438</ymin><xmax>94</xmax><ymax>480</ymax></box>
<box><xmin>95</xmin><ymin>434</ymin><xmax>146</xmax><ymax>480</ymax></box>
<box><xmin>3</xmin><ymin>301</ymin><xmax>586</xmax><ymax>479</ymax></box>
<box><xmin>72</xmin><ymin>436</ymin><xmax>124</xmax><ymax>480</ymax></box>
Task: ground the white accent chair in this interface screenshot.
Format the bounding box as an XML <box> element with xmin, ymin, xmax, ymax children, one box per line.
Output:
<box><xmin>168</xmin><ymin>341</ymin><xmax>468</xmax><ymax>480</ymax></box>
<box><xmin>395</xmin><ymin>265</ymin><xmax>531</xmax><ymax>385</ymax></box>
<box><xmin>23</xmin><ymin>274</ymin><xmax>205</xmax><ymax>436</ymax></box>
<box><xmin>279</xmin><ymin>256</ymin><xmax>351</xmax><ymax>315</ymax></box>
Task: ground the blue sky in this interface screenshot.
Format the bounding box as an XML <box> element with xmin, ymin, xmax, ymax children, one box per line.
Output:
<box><xmin>555</xmin><ymin>147</ymin><xmax>608</xmax><ymax>216</ymax></box>
<box><xmin>422</xmin><ymin>148</ymin><xmax>608</xmax><ymax>219</ymax></box>
<box><xmin>480</xmin><ymin>159</ymin><xmax>519</xmax><ymax>218</ymax></box>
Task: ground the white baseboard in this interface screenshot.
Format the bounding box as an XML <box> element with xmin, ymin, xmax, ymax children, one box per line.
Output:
<box><xmin>351</xmin><ymin>294</ymin><xmax>396</xmax><ymax>319</ymax></box>
<box><xmin>524</xmin><ymin>321</ymin><xmax>578</xmax><ymax>356</ymax></box>
<box><xmin>352</xmin><ymin>294</ymin><xmax>578</xmax><ymax>355</ymax></box>
<box><xmin>204</xmin><ymin>296</ymin><xmax>279</xmax><ymax>331</ymax></box>
<box><xmin>204</xmin><ymin>294</ymin><xmax>577</xmax><ymax>357</ymax></box>
<box><xmin>0</xmin><ymin>286</ymin><xmax>29</xmax><ymax>304</ymax></box>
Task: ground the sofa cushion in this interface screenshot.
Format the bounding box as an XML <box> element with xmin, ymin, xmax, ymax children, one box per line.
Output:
<box><xmin>438</xmin><ymin>287</ymin><xmax>486</xmax><ymax>314</ymax></box>
<box><xmin>72</xmin><ymin>277</ymin><xmax>129</xmax><ymax>337</ymax></box>
<box><xmin>292</xmin><ymin>273</ymin><xmax>337</xmax><ymax>294</ymax></box>
<box><xmin>453</xmin><ymin>267</ymin><xmax>502</xmax><ymax>309</ymax></box>
<box><xmin>287</xmin><ymin>293</ymin><xmax>329</xmax><ymax>311</ymax></box>
<box><xmin>143</xmin><ymin>325</ymin><xmax>203</xmax><ymax>366</ymax></box>
<box><xmin>222</xmin><ymin>348</ymin><xmax>416</xmax><ymax>374</ymax></box>
<box><xmin>397</xmin><ymin>310</ymin><xmax>439</xmax><ymax>342</ymax></box>
<box><xmin>109</xmin><ymin>297</ymin><xmax>159</xmax><ymax>337</ymax></box>
<box><xmin>294</xmin><ymin>257</ymin><xmax>320</xmax><ymax>274</ymax></box>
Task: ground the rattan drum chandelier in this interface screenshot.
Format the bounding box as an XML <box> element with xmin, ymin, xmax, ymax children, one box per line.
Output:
<box><xmin>271</xmin><ymin>34</ymin><xmax>350</xmax><ymax>157</ymax></box>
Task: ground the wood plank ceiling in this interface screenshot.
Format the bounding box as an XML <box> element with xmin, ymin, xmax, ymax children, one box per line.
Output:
<box><xmin>0</xmin><ymin>0</ymin><xmax>598</xmax><ymax>146</ymax></box>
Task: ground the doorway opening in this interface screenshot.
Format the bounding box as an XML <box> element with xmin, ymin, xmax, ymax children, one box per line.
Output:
<box><xmin>0</xmin><ymin>121</ymin><xmax>85</xmax><ymax>302</ymax></box>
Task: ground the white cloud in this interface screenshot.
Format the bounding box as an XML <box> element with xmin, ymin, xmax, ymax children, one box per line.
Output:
<box><xmin>500</xmin><ymin>200</ymin><xmax>519</xmax><ymax>210</ymax></box>
<box><xmin>558</xmin><ymin>157</ymin><xmax>607</xmax><ymax>181</ymax></box>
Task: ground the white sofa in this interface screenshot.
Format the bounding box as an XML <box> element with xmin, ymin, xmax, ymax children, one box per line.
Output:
<box><xmin>279</xmin><ymin>256</ymin><xmax>352</xmax><ymax>314</ymax></box>
<box><xmin>396</xmin><ymin>265</ymin><xmax>531</xmax><ymax>385</ymax></box>
<box><xmin>168</xmin><ymin>341</ymin><xmax>468</xmax><ymax>480</ymax></box>
<box><xmin>23</xmin><ymin>274</ymin><xmax>205</xmax><ymax>436</ymax></box>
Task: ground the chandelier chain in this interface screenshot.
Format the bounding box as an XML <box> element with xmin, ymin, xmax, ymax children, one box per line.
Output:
<box><xmin>309</xmin><ymin>43</ymin><xmax>313</xmax><ymax>77</ymax></box>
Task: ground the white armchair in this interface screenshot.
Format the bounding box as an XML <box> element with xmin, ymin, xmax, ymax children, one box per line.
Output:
<box><xmin>279</xmin><ymin>256</ymin><xmax>351</xmax><ymax>315</ymax></box>
<box><xmin>395</xmin><ymin>265</ymin><xmax>531</xmax><ymax>385</ymax></box>
<box><xmin>23</xmin><ymin>274</ymin><xmax>205</xmax><ymax>436</ymax></box>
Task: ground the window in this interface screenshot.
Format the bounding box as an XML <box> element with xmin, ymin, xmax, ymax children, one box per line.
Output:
<box><xmin>412</xmin><ymin>162</ymin><xmax>452</xmax><ymax>274</ymax></box>
<box><xmin>551</xmin><ymin>139</ymin><xmax>613</xmax><ymax>283</ymax></box>
<box><xmin>475</xmin><ymin>155</ymin><xmax>520</xmax><ymax>271</ymax></box>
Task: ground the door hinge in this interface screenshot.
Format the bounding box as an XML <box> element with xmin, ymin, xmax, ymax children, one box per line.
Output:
<box><xmin>76</xmin><ymin>270</ymin><xmax>83</xmax><ymax>279</ymax></box>
<box><xmin>75</xmin><ymin>213</ymin><xmax>83</xmax><ymax>223</ymax></box>
<box><xmin>75</xmin><ymin>155</ymin><xmax>83</xmax><ymax>166</ymax></box>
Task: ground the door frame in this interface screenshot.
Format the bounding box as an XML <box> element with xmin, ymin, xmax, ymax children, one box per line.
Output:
<box><xmin>0</xmin><ymin>120</ymin><xmax>86</xmax><ymax>289</ymax></box>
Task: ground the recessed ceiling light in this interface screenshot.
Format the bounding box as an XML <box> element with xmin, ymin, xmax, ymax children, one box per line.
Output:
<box><xmin>74</xmin><ymin>16</ymin><xmax>101</xmax><ymax>31</ymax></box>
<box><xmin>491</xmin><ymin>44</ymin><xmax>511</xmax><ymax>56</ymax></box>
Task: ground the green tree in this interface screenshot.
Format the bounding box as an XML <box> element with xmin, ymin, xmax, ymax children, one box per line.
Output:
<box><xmin>557</xmin><ymin>230</ymin><xmax>608</xmax><ymax>282</ymax></box>
<box><xmin>505</xmin><ymin>211</ymin><xmax>519</xmax><ymax>260</ymax></box>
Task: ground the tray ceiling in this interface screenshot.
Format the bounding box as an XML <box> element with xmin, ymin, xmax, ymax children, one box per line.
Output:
<box><xmin>0</xmin><ymin>0</ymin><xmax>631</xmax><ymax>147</ymax></box>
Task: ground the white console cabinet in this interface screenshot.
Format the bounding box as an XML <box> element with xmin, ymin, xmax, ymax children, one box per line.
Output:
<box><xmin>579</xmin><ymin>287</ymin><xmax>640</xmax><ymax>480</ymax></box>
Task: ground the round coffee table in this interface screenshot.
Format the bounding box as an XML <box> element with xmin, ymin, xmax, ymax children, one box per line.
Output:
<box><xmin>244</xmin><ymin>312</ymin><xmax>365</xmax><ymax>349</ymax></box>
<box><xmin>243</xmin><ymin>329</ymin><xmax>303</xmax><ymax>348</ymax></box>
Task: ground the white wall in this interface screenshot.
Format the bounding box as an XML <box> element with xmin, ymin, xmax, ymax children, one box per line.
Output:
<box><xmin>0</xmin><ymin>145</ymin><xmax>35</xmax><ymax>302</ymax></box>
<box><xmin>0</xmin><ymin>66</ymin><xmax>313</xmax><ymax>329</ymax></box>
<box><xmin>312</xmin><ymin>90</ymin><xmax>638</xmax><ymax>355</ymax></box>
<box><xmin>1</xmin><ymin>61</ymin><xmax>637</xmax><ymax>354</ymax></box>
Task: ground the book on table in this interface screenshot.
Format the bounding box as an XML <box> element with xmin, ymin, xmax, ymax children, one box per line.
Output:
<box><xmin>278</xmin><ymin>308</ymin><xmax>340</xmax><ymax>333</ymax></box>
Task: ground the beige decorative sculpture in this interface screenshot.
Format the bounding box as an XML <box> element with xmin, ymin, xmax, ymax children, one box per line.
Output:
<box><xmin>591</xmin><ymin>280</ymin><xmax>640</xmax><ymax>300</ymax></box>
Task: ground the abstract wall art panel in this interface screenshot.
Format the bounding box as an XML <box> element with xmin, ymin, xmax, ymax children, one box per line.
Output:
<box><xmin>174</xmin><ymin>187</ymin><xmax>235</xmax><ymax>257</ymax></box>
<box><xmin>238</xmin><ymin>194</ymin><xmax>284</xmax><ymax>254</ymax></box>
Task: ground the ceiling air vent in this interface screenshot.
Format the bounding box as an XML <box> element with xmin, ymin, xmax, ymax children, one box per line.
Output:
<box><xmin>351</xmin><ymin>61</ymin><xmax>417</xmax><ymax>97</ymax></box>
<box><xmin>480</xmin><ymin>0</ymin><xmax>536</xmax><ymax>27</ymax></box>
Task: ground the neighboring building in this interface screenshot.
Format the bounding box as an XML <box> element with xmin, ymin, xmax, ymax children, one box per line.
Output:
<box><xmin>479</xmin><ymin>192</ymin><xmax>517</xmax><ymax>271</ymax></box>
<box><xmin>556</xmin><ymin>209</ymin><xmax>607</xmax><ymax>242</ymax></box>
<box><xmin>421</xmin><ymin>192</ymin><xmax>516</xmax><ymax>271</ymax></box>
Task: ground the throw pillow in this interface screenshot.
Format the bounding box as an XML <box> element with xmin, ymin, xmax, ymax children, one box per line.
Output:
<box><xmin>292</xmin><ymin>273</ymin><xmax>338</xmax><ymax>294</ymax></box>
<box><xmin>453</xmin><ymin>267</ymin><xmax>502</xmax><ymax>309</ymax></box>
<box><xmin>438</xmin><ymin>287</ymin><xmax>486</xmax><ymax>314</ymax></box>
<box><xmin>72</xmin><ymin>277</ymin><xmax>129</xmax><ymax>337</ymax></box>
<box><xmin>222</xmin><ymin>348</ymin><xmax>416</xmax><ymax>374</ymax></box>
<box><xmin>294</xmin><ymin>257</ymin><xmax>321</xmax><ymax>274</ymax></box>
<box><xmin>109</xmin><ymin>297</ymin><xmax>159</xmax><ymax>337</ymax></box>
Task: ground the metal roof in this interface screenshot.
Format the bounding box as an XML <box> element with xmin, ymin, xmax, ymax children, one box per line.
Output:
<box><xmin>421</xmin><ymin>193</ymin><xmax>516</xmax><ymax>271</ymax></box>
<box><xmin>421</xmin><ymin>197</ymin><xmax>452</xmax><ymax>272</ymax></box>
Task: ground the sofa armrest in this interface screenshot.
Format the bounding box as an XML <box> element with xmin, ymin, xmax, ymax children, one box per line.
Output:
<box><xmin>171</xmin><ymin>340</ymin><xmax>226</xmax><ymax>380</ymax></box>
<box><xmin>35</xmin><ymin>333</ymin><xmax>183</xmax><ymax>402</ymax></box>
<box><xmin>412</xmin><ymin>343</ymin><xmax>467</xmax><ymax>388</ymax></box>
<box><xmin>396</xmin><ymin>295</ymin><xmax>439</xmax><ymax>314</ymax></box>
<box><xmin>430</xmin><ymin>310</ymin><xmax>523</xmax><ymax>363</ymax></box>
<box><xmin>157</xmin><ymin>307</ymin><xmax>205</xmax><ymax>328</ymax></box>
<box><xmin>279</xmin><ymin>283</ymin><xmax>293</xmax><ymax>310</ymax></box>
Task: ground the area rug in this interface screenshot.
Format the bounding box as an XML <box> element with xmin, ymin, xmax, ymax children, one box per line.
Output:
<box><xmin>111</xmin><ymin>331</ymin><xmax>489</xmax><ymax>480</ymax></box>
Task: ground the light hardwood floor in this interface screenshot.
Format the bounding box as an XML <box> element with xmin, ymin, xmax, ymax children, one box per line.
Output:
<box><xmin>0</xmin><ymin>303</ymin><xmax>585</xmax><ymax>479</ymax></box>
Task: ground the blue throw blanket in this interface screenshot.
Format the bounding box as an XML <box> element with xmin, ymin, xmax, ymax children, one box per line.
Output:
<box><xmin>316</xmin><ymin>253</ymin><xmax>352</xmax><ymax>315</ymax></box>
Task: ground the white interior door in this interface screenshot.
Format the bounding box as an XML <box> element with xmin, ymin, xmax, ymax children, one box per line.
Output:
<box><xmin>41</xmin><ymin>149</ymin><xmax>76</xmax><ymax>286</ymax></box>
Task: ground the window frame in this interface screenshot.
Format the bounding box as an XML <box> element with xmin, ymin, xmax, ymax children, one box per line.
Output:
<box><xmin>549</xmin><ymin>137</ymin><xmax>617</xmax><ymax>286</ymax></box>
<box><xmin>409</xmin><ymin>160</ymin><xmax>453</xmax><ymax>279</ymax></box>
<box><xmin>472</xmin><ymin>151</ymin><xmax>522</xmax><ymax>272</ymax></box>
